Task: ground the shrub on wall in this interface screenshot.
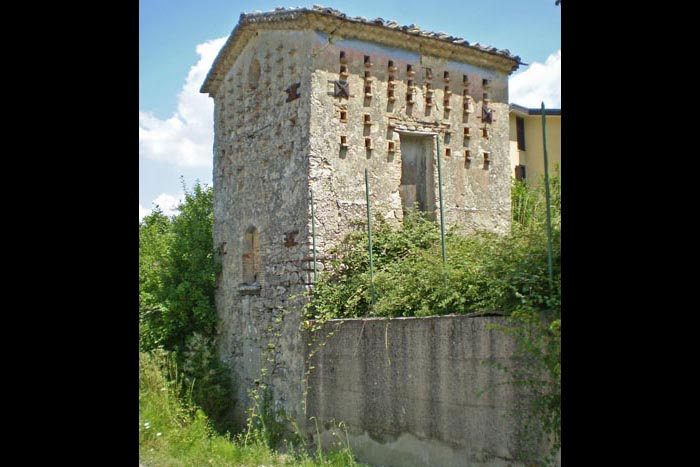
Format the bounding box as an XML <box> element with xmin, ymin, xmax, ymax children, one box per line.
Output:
<box><xmin>305</xmin><ymin>176</ymin><xmax>561</xmax><ymax>320</ymax></box>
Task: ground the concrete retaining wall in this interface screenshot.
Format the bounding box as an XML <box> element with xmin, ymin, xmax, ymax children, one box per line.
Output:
<box><xmin>305</xmin><ymin>315</ymin><xmax>557</xmax><ymax>467</ymax></box>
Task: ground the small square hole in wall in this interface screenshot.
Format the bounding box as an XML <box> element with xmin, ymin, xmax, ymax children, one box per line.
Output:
<box><xmin>339</xmin><ymin>50</ymin><xmax>346</xmax><ymax>62</ymax></box>
<box><xmin>363</xmin><ymin>114</ymin><xmax>371</xmax><ymax>124</ymax></box>
<box><xmin>339</xmin><ymin>110</ymin><xmax>348</xmax><ymax>122</ymax></box>
<box><xmin>340</xmin><ymin>65</ymin><xmax>348</xmax><ymax>74</ymax></box>
<box><xmin>463</xmin><ymin>89</ymin><xmax>469</xmax><ymax>97</ymax></box>
<box><xmin>388</xmin><ymin>141</ymin><xmax>396</xmax><ymax>152</ymax></box>
<box><xmin>483</xmin><ymin>92</ymin><xmax>489</xmax><ymax>101</ymax></box>
<box><xmin>365</xmin><ymin>137</ymin><xmax>372</xmax><ymax>149</ymax></box>
<box><xmin>464</xmin><ymin>127</ymin><xmax>470</xmax><ymax>138</ymax></box>
<box><xmin>463</xmin><ymin>74</ymin><xmax>469</xmax><ymax>85</ymax></box>
<box><xmin>482</xmin><ymin>128</ymin><xmax>489</xmax><ymax>138</ymax></box>
<box><xmin>426</xmin><ymin>83</ymin><xmax>432</xmax><ymax>91</ymax></box>
<box><xmin>425</xmin><ymin>67</ymin><xmax>433</xmax><ymax>80</ymax></box>
<box><xmin>482</xmin><ymin>78</ymin><xmax>489</xmax><ymax>87</ymax></box>
<box><xmin>444</xmin><ymin>132</ymin><xmax>451</xmax><ymax>144</ymax></box>
<box><xmin>340</xmin><ymin>135</ymin><xmax>348</xmax><ymax>146</ymax></box>
<box><xmin>388</xmin><ymin>89</ymin><xmax>395</xmax><ymax>100</ymax></box>
<box><xmin>364</xmin><ymin>83</ymin><xmax>372</xmax><ymax>96</ymax></box>
<box><xmin>444</xmin><ymin>85</ymin><xmax>451</xmax><ymax>95</ymax></box>
<box><xmin>426</xmin><ymin>96</ymin><xmax>433</xmax><ymax>106</ymax></box>
<box><xmin>364</xmin><ymin>55</ymin><xmax>371</xmax><ymax>66</ymax></box>
<box><xmin>445</xmin><ymin>147</ymin><xmax>451</xmax><ymax>158</ymax></box>
<box><xmin>364</xmin><ymin>70</ymin><xmax>371</xmax><ymax>79</ymax></box>
<box><xmin>407</xmin><ymin>79</ymin><xmax>414</xmax><ymax>88</ymax></box>
<box><xmin>407</xmin><ymin>64</ymin><xmax>414</xmax><ymax>75</ymax></box>
<box><xmin>443</xmin><ymin>71</ymin><xmax>450</xmax><ymax>81</ymax></box>
<box><xmin>406</xmin><ymin>93</ymin><xmax>414</xmax><ymax>103</ymax></box>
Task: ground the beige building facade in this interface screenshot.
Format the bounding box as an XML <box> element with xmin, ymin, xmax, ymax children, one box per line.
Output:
<box><xmin>508</xmin><ymin>103</ymin><xmax>561</xmax><ymax>184</ymax></box>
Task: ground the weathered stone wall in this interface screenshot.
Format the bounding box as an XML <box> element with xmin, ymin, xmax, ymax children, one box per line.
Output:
<box><xmin>211</xmin><ymin>22</ymin><xmax>516</xmax><ymax>433</ymax></box>
<box><xmin>308</xmin><ymin>33</ymin><xmax>512</xmax><ymax>262</ymax></box>
<box><xmin>212</xmin><ymin>29</ymin><xmax>317</xmax><ymax>425</ymax></box>
<box><xmin>305</xmin><ymin>315</ymin><xmax>557</xmax><ymax>467</ymax></box>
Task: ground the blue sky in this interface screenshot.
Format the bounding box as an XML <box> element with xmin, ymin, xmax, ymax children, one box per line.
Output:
<box><xmin>139</xmin><ymin>0</ymin><xmax>560</xmax><ymax>220</ymax></box>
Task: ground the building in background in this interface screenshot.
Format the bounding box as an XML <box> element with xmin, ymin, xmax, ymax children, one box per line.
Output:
<box><xmin>509</xmin><ymin>103</ymin><xmax>560</xmax><ymax>184</ymax></box>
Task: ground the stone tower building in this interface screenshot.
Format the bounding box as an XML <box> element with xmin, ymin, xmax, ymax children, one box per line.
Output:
<box><xmin>200</xmin><ymin>6</ymin><xmax>521</xmax><ymax>427</ymax></box>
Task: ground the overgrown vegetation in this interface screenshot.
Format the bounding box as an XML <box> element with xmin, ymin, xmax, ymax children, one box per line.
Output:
<box><xmin>139</xmin><ymin>181</ymin><xmax>233</xmax><ymax>433</ymax></box>
<box><xmin>139</xmin><ymin>350</ymin><xmax>367</xmax><ymax>467</ymax></box>
<box><xmin>303</xmin><ymin>175</ymin><xmax>561</xmax><ymax>465</ymax></box>
<box><xmin>139</xmin><ymin>176</ymin><xmax>561</xmax><ymax>466</ymax></box>
<box><xmin>304</xmin><ymin>177</ymin><xmax>560</xmax><ymax>320</ymax></box>
<box><xmin>139</xmin><ymin>182</ymin><xmax>367</xmax><ymax>466</ymax></box>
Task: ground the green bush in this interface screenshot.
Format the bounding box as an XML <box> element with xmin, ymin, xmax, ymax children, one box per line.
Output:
<box><xmin>304</xmin><ymin>176</ymin><xmax>561</xmax><ymax>321</ymax></box>
<box><xmin>139</xmin><ymin>181</ymin><xmax>232</xmax><ymax>432</ymax></box>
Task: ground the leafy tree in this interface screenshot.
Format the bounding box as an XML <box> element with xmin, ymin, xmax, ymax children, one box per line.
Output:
<box><xmin>139</xmin><ymin>182</ymin><xmax>232</xmax><ymax>432</ymax></box>
<box><xmin>139</xmin><ymin>207</ymin><xmax>172</xmax><ymax>351</ymax></box>
<box><xmin>159</xmin><ymin>182</ymin><xmax>218</xmax><ymax>353</ymax></box>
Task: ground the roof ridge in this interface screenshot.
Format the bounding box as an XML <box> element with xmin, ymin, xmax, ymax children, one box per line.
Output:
<box><xmin>237</xmin><ymin>5</ymin><xmax>520</xmax><ymax>62</ymax></box>
<box><xmin>201</xmin><ymin>5</ymin><xmax>522</xmax><ymax>95</ymax></box>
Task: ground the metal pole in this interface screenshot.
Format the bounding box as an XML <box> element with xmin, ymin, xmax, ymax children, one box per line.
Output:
<box><xmin>435</xmin><ymin>135</ymin><xmax>447</xmax><ymax>287</ymax></box>
<box><xmin>310</xmin><ymin>189</ymin><xmax>317</xmax><ymax>283</ymax></box>
<box><xmin>365</xmin><ymin>169</ymin><xmax>375</xmax><ymax>308</ymax></box>
<box><xmin>541</xmin><ymin>102</ymin><xmax>554</xmax><ymax>293</ymax></box>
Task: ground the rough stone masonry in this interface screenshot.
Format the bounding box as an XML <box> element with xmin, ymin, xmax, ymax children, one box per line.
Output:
<box><xmin>200</xmin><ymin>5</ymin><xmax>521</xmax><ymax>430</ymax></box>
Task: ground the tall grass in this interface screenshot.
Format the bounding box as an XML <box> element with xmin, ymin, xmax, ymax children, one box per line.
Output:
<box><xmin>139</xmin><ymin>350</ymin><xmax>367</xmax><ymax>467</ymax></box>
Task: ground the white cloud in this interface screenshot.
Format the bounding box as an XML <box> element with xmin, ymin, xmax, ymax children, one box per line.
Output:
<box><xmin>509</xmin><ymin>49</ymin><xmax>561</xmax><ymax>109</ymax></box>
<box><xmin>139</xmin><ymin>204</ymin><xmax>152</xmax><ymax>222</ymax></box>
<box><xmin>153</xmin><ymin>192</ymin><xmax>185</xmax><ymax>217</ymax></box>
<box><xmin>139</xmin><ymin>37</ymin><xmax>227</xmax><ymax>168</ymax></box>
<box><xmin>139</xmin><ymin>192</ymin><xmax>186</xmax><ymax>222</ymax></box>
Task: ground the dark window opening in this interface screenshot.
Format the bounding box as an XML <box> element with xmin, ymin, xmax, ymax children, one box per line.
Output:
<box><xmin>516</xmin><ymin>116</ymin><xmax>526</xmax><ymax>150</ymax></box>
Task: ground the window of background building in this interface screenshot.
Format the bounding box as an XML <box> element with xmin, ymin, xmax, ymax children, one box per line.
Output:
<box><xmin>516</xmin><ymin>116</ymin><xmax>526</xmax><ymax>151</ymax></box>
